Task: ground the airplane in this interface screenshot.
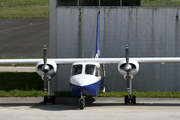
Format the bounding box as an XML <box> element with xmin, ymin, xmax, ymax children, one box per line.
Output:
<box><xmin>1</xmin><ymin>11</ymin><xmax>180</xmax><ymax>110</ymax></box>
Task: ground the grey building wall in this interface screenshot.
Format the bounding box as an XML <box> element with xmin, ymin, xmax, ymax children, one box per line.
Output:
<box><xmin>52</xmin><ymin>6</ymin><xmax>180</xmax><ymax>92</ymax></box>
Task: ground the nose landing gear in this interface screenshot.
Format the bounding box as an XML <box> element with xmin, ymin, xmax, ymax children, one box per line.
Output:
<box><xmin>79</xmin><ymin>92</ymin><xmax>85</xmax><ymax>110</ymax></box>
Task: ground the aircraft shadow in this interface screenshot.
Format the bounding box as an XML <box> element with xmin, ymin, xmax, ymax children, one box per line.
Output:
<box><xmin>0</xmin><ymin>97</ymin><xmax>180</xmax><ymax>111</ymax></box>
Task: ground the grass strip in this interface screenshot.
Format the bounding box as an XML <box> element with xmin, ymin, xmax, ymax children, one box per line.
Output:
<box><xmin>0</xmin><ymin>90</ymin><xmax>180</xmax><ymax>98</ymax></box>
<box><xmin>0</xmin><ymin>72</ymin><xmax>43</xmax><ymax>91</ymax></box>
<box><xmin>97</xmin><ymin>91</ymin><xmax>180</xmax><ymax>98</ymax></box>
<box><xmin>0</xmin><ymin>72</ymin><xmax>180</xmax><ymax>97</ymax></box>
<box><xmin>0</xmin><ymin>0</ymin><xmax>49</xmax><ymax>18</ymax></box>
<box><xmin>143</xmin><ymin>0</ymin><xmax>180</xmax><ymax>6</ymax></box>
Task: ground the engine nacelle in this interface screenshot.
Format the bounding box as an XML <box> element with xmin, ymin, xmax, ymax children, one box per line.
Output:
<box><xmin>36</xmin><ymin>60</ymin><xmax>57</xmax><ymax>79</ymax></box>
<box><xmin>118</xmin><ymin>59</ymin><xmax>139</xmax><ymax>79</ymax></box>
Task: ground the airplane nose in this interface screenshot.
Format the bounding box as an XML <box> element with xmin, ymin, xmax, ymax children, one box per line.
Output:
<box><xmin>70</xmin><ymin>75</ymin><xmax>97</xmax><ymax>86</ymax></box>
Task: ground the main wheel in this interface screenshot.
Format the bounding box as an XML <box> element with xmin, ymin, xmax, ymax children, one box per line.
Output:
<box><xmin>132</xmin><ymin>95</ymin><xmax>136</xmax><ymax>104</ymax></box>
<box><xmin>52</xmin><ymin>96</ymin><xmax>55</xmax><ymax>104</ymax></box>
<box><xmin>125</xmin><ymin>95</ymin><xmax>128</xmax><ymax>104</ymax></box>
<box><xmin>44</xmin><ymin>96</ymin><xmax>48</xmax><ymax>104</ymax></box>
<box><xmin>79</xmin><ymin>99</ymin><xmax>85</xmax><ymax>110</ymax></box>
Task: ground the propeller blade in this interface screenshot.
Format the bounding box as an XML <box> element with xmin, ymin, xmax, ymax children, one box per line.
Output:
<box><xmin>126</xmin><ymin>44</ymin><xmax>129</xmax><ymax>64</ymax></box>
<box><xmin>43</xmin><ymin>45</ymin><xmax>48</xmax><ymax>92</ymax></box>
<box><xmin>125</xmin><ymin>44</ymin><xmax>131</xmax><ymax>93</ymax></box>
<box><xmin>43</xmin><ymin>45</ymin><xmax>47</xmax><ymax>65</ymax></box>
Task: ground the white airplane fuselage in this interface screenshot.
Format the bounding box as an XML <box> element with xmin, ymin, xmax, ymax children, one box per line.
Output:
<box><xmin>70</xmin><ymin>62</ymin><xmax>105</xmax><ymax>96</ymax></box>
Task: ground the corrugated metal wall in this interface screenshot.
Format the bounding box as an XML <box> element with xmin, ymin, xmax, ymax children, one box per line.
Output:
<box><xmin>55</xmin><ymin>7</ymin><xmax>180</xmax><ymax>92</ymax></box>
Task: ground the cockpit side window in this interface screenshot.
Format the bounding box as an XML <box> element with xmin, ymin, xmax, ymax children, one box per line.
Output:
<box><xmin>85</xmin><ymin>65</ymin><xmax>100</xmax><ymax>77</ymax></box>
<box><xmin>72</xmin><ymin>65</ymin><xmax>82</xmax><ymax>76</ymax></box>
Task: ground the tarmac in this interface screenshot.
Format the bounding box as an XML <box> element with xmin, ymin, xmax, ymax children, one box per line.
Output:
<box><xmin>0</xmin><ymin>97</ymin><xmax>180</xmax><ymax>105</ymax></box>
<box><xmin>0</xmin><ymin>97</ymin><xmax>180</xmax><ymax>120</ymax></box>
<box><xmin>0</xmin><ymin>97</ymin><xmax>180</xmax><ymax>106</ymax></box>
<box><xmin>0</xmin><ymin>18</ymin><xmax>49</xmax><ymax>58</ymax></box>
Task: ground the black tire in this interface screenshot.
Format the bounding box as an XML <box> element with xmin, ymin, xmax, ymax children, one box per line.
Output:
<box><xmin>79</xmin><ymin>99</ymin><xmax>85</xmax><ymax>110</ymax></box>
<box><xmin>132</xmin><ymin>95</ymin><xmax>136</xmax><ymax>104</ymax></box>
<box><xmin>52</xmin><ymin>96</ymin><xmax>55</xmax><ymax>104</ymax></box>
<box><xmin>125</xmin><ymin>95</ymin><xmax>128</xmax><ymax>104</ymax></box>
<box><xmin>44</xmin><ymin>96</ymin><xmax>48</xmax><ymax>104</ymax></box>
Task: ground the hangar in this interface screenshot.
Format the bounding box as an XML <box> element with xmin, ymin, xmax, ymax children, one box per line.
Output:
<box><xmin>49</xmin><ymin>0</ymin><xmax>180</xmax><ymax>92</ymax></box>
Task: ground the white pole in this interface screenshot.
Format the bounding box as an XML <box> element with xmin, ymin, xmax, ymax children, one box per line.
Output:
<box><xmin>99</xmin><ymin>0</ymin><xmax>100</xmax><ymax>6</ymax></box>
<box><xmin>142</xmin><ymin>0</ymin><xmax>144</xmax><ymax>6</ymax></box>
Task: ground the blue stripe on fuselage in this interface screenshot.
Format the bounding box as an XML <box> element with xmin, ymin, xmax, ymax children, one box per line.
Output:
<box><xmin>70</xmin><ymin>79</ymin><xmax>102</xmax><ymax>96</ymax></box>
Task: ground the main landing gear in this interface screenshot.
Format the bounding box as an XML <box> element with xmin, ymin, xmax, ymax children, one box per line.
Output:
<box><xmin>41</xmin><ymin>46</ymin><xmax>56</xmax><ymax>104</ymax></box>
<box><xmin>44</xmin><ymin>79</ymin><xmax>55</xmax><ymax>104</ymax></box>
<box><xmin>79</xmin><ymin>92</ymin><xmax>85</xmax><ymax>110</ymax></box>
<box><xmin>44</xmin><ymin>95</ymin><xmax>55</xmax><ymax>104</ymax></box>
<box><xmin>124</xmin><ymin>77</ymin><xmax>136</xmax><ymax>105</ymax></box>
<box><xmin>125</xmin><ymin>95</ymin><xmax>136</xmax><ymax>104</ymax></box>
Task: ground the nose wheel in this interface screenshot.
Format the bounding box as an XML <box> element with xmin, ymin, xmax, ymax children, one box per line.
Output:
<box><xmin>44</xmin><ymin>95</ymin><xmax>55</xmax><ymax>104</ymax></box>
<box><xmin>125</xmin><ymin>95</ymin><xmax>136</xmax><ymax>104</ymax></box>
<box><xmin>79</xmin><ymin>98</ymin><xmax>85</xmax><ymax>110</ymax></box>
<box><xmin>79</xmin><ymin>92</ymin><xmax>85</xmax><ymax>110</ymax></box>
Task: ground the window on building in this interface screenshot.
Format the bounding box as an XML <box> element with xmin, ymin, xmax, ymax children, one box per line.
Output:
<box><xmin>79</xmin><ymin>0</ymin><xmax>99</xmax><ymax>6</ymax></box>
<box><xmin>58</xmin><ymin>0</ymin><xmax>77</xmax><ymax>6</ymax></box>
<box><xmin>123</xmin><ymin>0</ymin><xmax>141</xmax><ymax>6</ymax></box>
<box><xmin>100</xmin><ymin>0</ymin><xmax>120</xmax><ymax>6</ymax></box>
<box><xmin>57</xmin><ymin>0</ymin><xmax>141</xmax><ymax>6</ymax></box>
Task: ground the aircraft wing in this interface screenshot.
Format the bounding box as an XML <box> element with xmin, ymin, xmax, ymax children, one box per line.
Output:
<box><xmin>134</xmin><ymin>58</ymin><xmax>180</xmax><ymax>63</ymax></box>
<box><xmin>52</xmin><ymin>57</ymin><xmax>180</xmax><ymax>64</ymax></box>
<box><xmin>0</xmin><ymin>59</ymin><xmax>41</xmax><ymax>64</ymax></box>
<box><xmin>0</xmin><ymin>57</ymin><xmax>180</xmax><ymax>65</ymax></box>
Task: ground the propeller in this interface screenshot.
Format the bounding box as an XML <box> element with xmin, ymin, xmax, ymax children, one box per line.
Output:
<box><xmin>124</xmin><ymin>44</ymin><xmax>132</xmax><ymax>92</ymax></box>
<box><xmin>42</xmin><ymin>45</ymin><xmax>49</xmax><ymax>92</ymax></box>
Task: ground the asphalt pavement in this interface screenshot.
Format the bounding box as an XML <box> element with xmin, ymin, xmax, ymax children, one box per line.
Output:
<box><xmin>0</xmin><ymin>18</ymin><xmax>49</xmax><ymax>58</ymax></box>
<box><xmin>0</xmin><ymin>97</ymin><xmax>180</xmax><ymax>120</ymax></box>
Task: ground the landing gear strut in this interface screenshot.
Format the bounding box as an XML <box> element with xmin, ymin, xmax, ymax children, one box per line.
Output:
<box><xmin>79</xmin><ymin>92</ymin><xmax>85</xmax><ymax>110</ymax></box>
<box><xmin>42</xmin><ymin>46</ymin><xmax>55</xmax><ymax>104</ymax></box>
<box><xmin>125</xmin><ymin>77</ymin><xmax>136</xmax><ymax>104</ymax></box>
<box><xmin>44</xmin><ymin>79</ymin><xmax>55</xmax><ymax>104</ymax></box>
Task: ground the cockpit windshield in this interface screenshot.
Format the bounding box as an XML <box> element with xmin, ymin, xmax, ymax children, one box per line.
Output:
<box><xmin>85</xmin><ymin>65</ymin><xmax>100</xmax><ymax>76</ymax></box>
<box><xmin>72</xmin><ymin>65</ymin><xmax>82</xmax><ymax>76</ymax></box>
